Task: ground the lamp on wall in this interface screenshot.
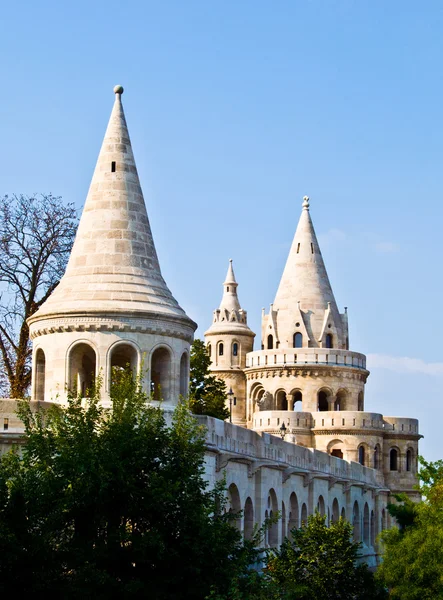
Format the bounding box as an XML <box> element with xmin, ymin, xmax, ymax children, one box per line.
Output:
<box><xmin>280</xmin><ymin>422</ymin><xmax>287</xmax><ymax>440</ymax></box>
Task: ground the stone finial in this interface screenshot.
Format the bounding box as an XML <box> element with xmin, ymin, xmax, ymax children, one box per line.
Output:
<box><xmin>113</xmin><ymin>85</ymin><xmax>124</xmax><ymax>95</ymax></box>
<box><xmin>302</xmin><ymin>195</ymin><xmax>310</xmax><ymax>209</ymax></box>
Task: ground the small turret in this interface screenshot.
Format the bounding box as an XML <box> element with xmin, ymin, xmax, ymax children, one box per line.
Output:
<box><xmin>205</xmin><ymin>260</ymin><xmax>255</xmax><ymax>424</ymax></box>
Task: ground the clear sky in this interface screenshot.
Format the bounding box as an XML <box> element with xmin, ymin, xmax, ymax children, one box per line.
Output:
<box><xmin>1</xmin><ymin>1</ymin><xmax>442</xmax><ymax>460</ymax></box>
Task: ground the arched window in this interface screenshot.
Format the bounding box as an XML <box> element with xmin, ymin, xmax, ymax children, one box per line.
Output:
<box><xmin>276</xmin><ymin>390</ymin><xmax>287</xmax><ymax>410</ymax></box>
<box><xmin>228</xmin><ymin>483</ymin><xmax>241</xmax><ymax>531</ymax></box>
<box><xmin>317</xmin><ymin>495</ymin><xmax>326</xmax><ymax>516</ymax></box>
<box><xmin>374</xmin><ymin>445</ymin><xmax>380</xmax><ymax>469</ymax></box>
<box><xmin>268</xmin><ymin>489</ymin><xmax>279</xmax><ymax>547</ymax></box>
<box><xmin>244</xmin><ymin>497</ymin><xmax>254</xmax><ymax>541</ymax></box>
<box><xmin>179</xmin><ymin>352</ymin><xmax>189</xmax><ymax>397</ymax></box>
<box><xmin>293</xmin><ymin>332</ymin><xmax>303</xmax><ymax>348</ymax></box>
<box><xmin>35</xmin><ymin>348</ymin><xmax>46</xmax><ymax>401</ymax></box>
<box><xmin>288</xmin><ymin>493</ymin><xmax>299</xmax><ymax>539</ymax></box>
<box><xmin>68</xmin><ymin>343</ymin><xmax>97</xmax><ymax>397</ymax></box>
<box><xmin>390</xmin><ymin>448</ymin><xmax>398</xmax><ymax>471</ymax></box>
<box><xmin>232</xmin><ymin>342</ymin><xmax>238</xmax><ymax>357</ymax></box>
<box><xmin>406</xmin><ymin>449</ymin><xmax>412</xmax><ymax>472</ymax></box>
<box><xmin>358</xmin><ymin>445</ymin><xmax>365</xmax><ymax>466</ymax></box>
<box><xmin>317</xmin><ymin>390</ymin><xmax>329</xmax><ymax>411</ymax></box>
<box><xmin>218</xmin><ymin>342</ymin><xmax>224</xmax><ymax>356</ymax></box>
<box><xmin>300</xmin><ymin>503</ymin><xmax>308</xmax><ymax>526</ymax></box>
<box><xmin>353</xmin><ymin>501</ymin><xmax>361</xmax><ymax>542</ymax></box>
<box><xmin>363</xmin><ymin>503</ymin><xmax>370</xmax><ymax>546</ymax></box>
<box><xmin>151</xmin><ymin>347</ymin><xmax>172</xmax><ymax>402</ymax></box>
<box><xmin>331</xmin><ymin>498</ymin><xmax>340</xmax><ymax>523</ymax></box>
<box><xmin>207</xmin><ymin>343</ymin><xmax>211</xmax><ymax>356</ymax></box>
<box><xmin>110</xmin><ymin>343</ymin><xmax>138</xmax><ymax>387</ymax></box>
<box><xmin>267</xmin><ymin>334</ymin><xmax>273</xmax><ymax>350</ymax></box>
<box><xmin>293</xmin><ymin>390</ymin><xmax>302</xmax><ymax>409</ymax></box>
<box><xmin>325</xmin><ymin>333</ymin><xmax>333</xmax><ymax>348</ymax></box>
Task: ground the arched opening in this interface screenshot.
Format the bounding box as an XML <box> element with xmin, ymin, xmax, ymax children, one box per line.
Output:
<box><xmin>334</xmin><ymin>389</ymin><xmax>348</xmax><ymax>411</ymax></box>
<box><xmin>328</xmin><ymin>439</ymin><xmax>345</xmax><ymax>460</ymax></box>
<box><xmin>374</xmin><ymin>445</ymin><xmax>381</xmax><ymax>469</ymax></box>
<box><xmin>218</xmin><ymin>342</ymin><xmax>224</xmax><ymax>356</ymax></box>
<box><xmin>35</xmin><ymin>348</ymin><xmax>46</xmax><ymax>401</ymax></box>
<box><xmin>406</xmin><ymin>449</ymin><xmax>413</xmax><ymax>472</ymax></box>
<box><xmin>353</xmin><ymin>501</ymin><xmax>361</xmax><ymax>542</ymax></box>
<box><xmin>276</xmin><ymin>390</ymin><xmax>288</xmax><ymax>411</ymax></box>
<box><xmin>341</xmin><ymin>507</ymin><xmax>346</xmax><ymax>520</ymax></box>
<box><xmin>110</xmin><ymin>343</ymin><xmax>138</xmax><ymax>387</ymax></box>
<box><xmin>317</xmin><ymin>495</ymin><xmax>326</xmax><ymax>516</ymax></box>
<box><xmin>331</xmin><ymin>498</ymin><xmax>340</xmax><ymax>523</ymax></box>
<box><xmin>325</xmin><ymin>333</ymin><xmax>333</xmax><ymax>348</ymax></box>
<box><xmin>288</xmin><ymin>492</ymin><xmax>299</xmax><ymax>539</ymax></box>
<box><xmin>292</xmin><ymin>390</ymin><xmax>302</xmax><ymax>409</ymax></box>
<box><xmin>207</xmin><ymin>343</ymin><xmax>211</xmax><ymax>356</ymax></box>
<box><xmin>244</xmin><ymin>497</ymin><xmax>254</xmax><ymax>541</ymax></box>
<box><xmin>358</xmin><ymin>391</ymin><xmax>364</xmax><ymax>411</ymax></box>
<box><xmin>267</xmin><ymin>334</ymin><xmax>274</xmax><ymax>350</ymax></box>
<box><xmin>179</xmin><ymin>352</ymin><xmax>188</xmax><ymax>397</ymax></box>
<box><xmin>317</xmin><ymin>390</ymin><xmax>329</xmax><ymax>411</ymax></box>
<box><xmin>370</xmin><ymin>510</ymin><xmax>375</xmax><ymax>547</ymax></box>
<box><xmin>363</xmin><ymin>503</ymin><xmax>370</xmax><ymax>546</ymax></box>
<box><xmin>228</xmin><ymin>483</ymin><xmax>242</xmax><ymax>532</ymax></box>
<box><xmin>68</xmin><ymin>343</ymin><xmax>97</xmax><ymax>397</ymax></box>
<box><xmin>150</xmin><ymin>347</ymin><xmax>172</xmax><ymax>402</ymax></box>
<box><xmin>358</xmin><ymin>445</ymin><xmax>365</xmax><ymax>466</ymax></box>
<box><xmin>268</xmin><ymin>489</ymin><xmax>279</xmax><ymax>547</ymax></box>
<box><xmin>281</xmin><ymin>501</ymin><xmax>286</xmax><ymax>542</ymax></box>
<box><xmin>232</xmin><ymin>342</ymin><xmax>239</xmax><ymax>357</ymax></box>
<box><xmin>301</xmin><ymin>503</ymin><xmax>308</xmax><ymax>526</ymax></box>
<box><xmin>293</xmin><ymin>332</ymin><xmax>303</xmax><ymax>348</ymax></box>
<box><xmin>390</xmin><ymin>448</ymin><xmax>399</xmax><ymax>471</ymax></box>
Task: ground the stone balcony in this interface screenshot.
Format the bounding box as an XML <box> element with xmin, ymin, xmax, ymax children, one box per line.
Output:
<box><xmin>245</xmin><ymin>347</ymin><xmax>367</xmax><ymax>370</ymax></box>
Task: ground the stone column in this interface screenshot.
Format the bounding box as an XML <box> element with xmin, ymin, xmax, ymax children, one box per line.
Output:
<box><xmin>287</xmin><ymin>393</ymin><xmax>294</xmax><ymax>411</ymax></box>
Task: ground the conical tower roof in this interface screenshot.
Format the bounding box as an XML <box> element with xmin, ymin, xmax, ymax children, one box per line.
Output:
<box><xmin>271</xmin><ymin>196</ymin><xmax>346</xmax><ymax>346</ymax></box>
<box><xmin>205</xmin><ymin>260</ymin><xmax>254</xmax><ymax>337</ymax></box>
<box><xmin>30</xmin><ymin>86</ymin><xmax>196</xmax><ymax>330</ymax></box>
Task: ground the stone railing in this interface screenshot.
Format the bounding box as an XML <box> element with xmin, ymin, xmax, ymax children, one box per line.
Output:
<box><xmin>245</xmin><ymin>348</ymin><xmax>367</xmax><ymax>370</ymax></box>
<box><xmin>197</xmin><ymin>415</ymin><xmax>385</xmax><ymax>488</ymax></box>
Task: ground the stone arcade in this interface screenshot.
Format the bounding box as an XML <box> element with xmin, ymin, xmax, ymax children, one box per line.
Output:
<box><xmin>0</xmin><ymin>87</ymin><xmax>421</xmax><ymax>565</ymax></box>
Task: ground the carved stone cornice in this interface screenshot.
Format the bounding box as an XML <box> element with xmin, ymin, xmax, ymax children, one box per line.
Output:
<box><xmin>29</xmin><ymin>315</ymin><xmax>195</xmax><ymax>343</ymax></box>
<box><xmin>246</xmin><ymin>366</ymin><xmax>369</xmax><ymax>382</ymax></box>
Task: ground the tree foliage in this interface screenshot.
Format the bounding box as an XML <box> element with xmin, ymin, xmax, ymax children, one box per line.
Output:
<box><xmin>0</xmin><ymin>194</ymin><xmax>78</xmax><ymax>398</ymax></box>
<box><xmin>265</xmin><ymin>513</ymin><xmax>387</xmax><ymax>600</ymax></box>
<box><xmin>0</xmin><ymin>370</ymin><xmax>259</xmax><ymax>598</ymax></box>
<box><xmin>189</xmin><ymin>339</ymin><xmax>230</xmax><ymax>421</ymax></box>
<box><xmin>377</xmin><ymin>457</ymin><xmax>443</xmax><ymax>599</ymax></box>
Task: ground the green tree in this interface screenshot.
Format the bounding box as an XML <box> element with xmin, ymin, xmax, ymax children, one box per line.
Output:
<box><xmin>377</xmin><ymin>458</ymin><xmax>443</xmax><ymax>600</ymax></box>
<box><xmin>265</xmin><ymin>513</ymin><xmax>387</xmax><ymax>600</ymax></box>
<box><xmin>0</xmin><ymin>370</ymin><xmax>258</xmax><ymax>598</ymax></box>
<box><xmin>189</xmin><ymin>339</ymin><xmax>230</xmax><ymax>421</ymax></box>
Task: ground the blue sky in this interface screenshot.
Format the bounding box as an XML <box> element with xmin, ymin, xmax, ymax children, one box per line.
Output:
<box><xmin>1</xmin><ymin>1</ymin><xmax>442</xmax><ymax>460</ymax></box>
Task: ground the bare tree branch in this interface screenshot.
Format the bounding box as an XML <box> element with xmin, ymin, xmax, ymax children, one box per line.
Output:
<box><xmin>0</xmin><ymin>194</ymin><xmax>78</xmax><ymax>398</ymax></box>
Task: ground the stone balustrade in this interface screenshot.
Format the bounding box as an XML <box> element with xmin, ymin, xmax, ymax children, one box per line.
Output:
<box><xmin>245</xmin><ymin>347</ymin><xmax>367</xmax><ymax>370</ymax></box>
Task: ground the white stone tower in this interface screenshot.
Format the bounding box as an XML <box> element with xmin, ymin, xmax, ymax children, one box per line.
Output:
<box><xmin>28</xmin><ymin>86</ymin><xmax>197</xmax><ymax>408</ymax></box>
<box><xmin>205</xmin><ymin>260</ymin><xmax>255</xmax><ymax>424</ymax></box>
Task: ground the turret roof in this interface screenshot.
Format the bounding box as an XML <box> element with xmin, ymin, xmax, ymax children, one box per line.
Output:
<box><xmin>29</xmin><ymin>86</ymin><xmax>196</xmax><ymax>329</ymax></box>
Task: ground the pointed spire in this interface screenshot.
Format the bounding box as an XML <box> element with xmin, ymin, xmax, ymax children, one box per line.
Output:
<box><xmin>30</xmin><ymin>86</ymin><xmax>195</xmax><ymax>328</ymax></box>
<box><xmin>224</xmin><ymin>259</ymin><xmax>237</xmax><ymax>285</ymax></box>
<box><xmin>205</xmin><ymin>260</ymin><xmax>254</xmax><ymax>337</ymax></box>
<box><xmin>270</xmin><ymin>196</ymin><xmax>346</xmax><ymax>348</ymax></box>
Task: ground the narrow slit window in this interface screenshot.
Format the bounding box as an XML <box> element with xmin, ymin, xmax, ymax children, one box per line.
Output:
<box><xmin>311</xmin><ymin>243</ymin><xmax>314</xmax><ymax>254</ymax></box>
<box><xmin>297</xmin><ymin>243</ymin><xmax>300</xmax><ymax>253</ymax></box>
<box><xmin>3</xmin><ymin>418</ymin><xmax>8</xmax><ymax>431</ymax></box>
<box><xmin>111</xmin><ymin>161</ymin><xmax>116</xmax><ymax>172</ymax></box>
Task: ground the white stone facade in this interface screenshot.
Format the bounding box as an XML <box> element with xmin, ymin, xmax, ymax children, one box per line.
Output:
<box><xmin>0</xmin><ymin>88</ymin><xmax>421</xmax><ymax>565</ymax></box>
